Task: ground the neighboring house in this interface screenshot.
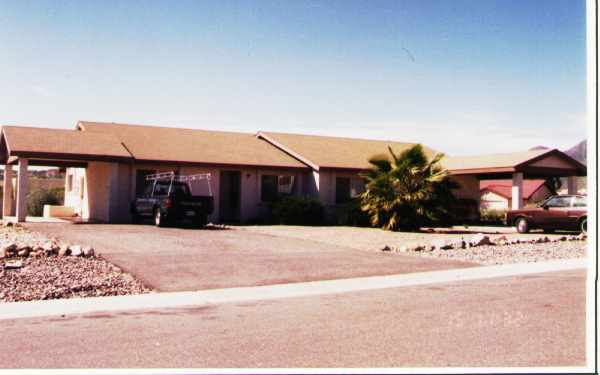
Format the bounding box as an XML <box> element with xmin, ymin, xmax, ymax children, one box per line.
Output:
<box><xmin>480</xmin><ymin>179</ymin><xmax>551</xmax><ymax>211</ymax></box>
<box><xmin>0</xmin><ymin>122</ymin><xmax>587</xmax><ymax>224</ymax></box>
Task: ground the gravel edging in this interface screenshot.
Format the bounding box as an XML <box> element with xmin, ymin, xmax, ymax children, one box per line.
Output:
<box><xmin>405</xmin><ymin>241</ymin><xmax>586</xmax><ymax>265</ymax></box>
<box><xmin>0</xmin><ymin>225</ymin><xmax>151</xmax><ymax>303</ymax></box>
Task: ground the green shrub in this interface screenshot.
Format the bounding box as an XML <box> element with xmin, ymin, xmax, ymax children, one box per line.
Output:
<box><xmin>335</xmin><ymin>199</ymin><xmax>371</xmax><ymax>227</ymax></box>
<box><xmin>270</xmin><ymin>196</ymin><xmax>324</xmax><ymax>225</ymax></box>
<box><xmin>479</xmin><ymin>208</ymin><xmax>507</xmax><ymax>224</ymax></box>
<box><xmin>27</xmin><ymin>187</ymin><xmax>65</xmax><ymax>216</ymax></box>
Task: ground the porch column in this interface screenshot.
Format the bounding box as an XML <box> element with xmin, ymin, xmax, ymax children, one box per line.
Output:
<box><xmin>567</xmin><ymin>176</ymin><xmax>578</xmax><ymax>194</ymax></box>
<box><xmin>2</xmin><ymin>165</ymin><xmax>13</xmax><ymax>218</ymax></box>
<box><xmin>511</xmin><ymin>172</ymin><xmax>523</xmax><ymax>210</ymax></box>
<box><xmin>15</xmin><ymin>158</ymin><xmax>28</xmax><ymax>222</ymax></box>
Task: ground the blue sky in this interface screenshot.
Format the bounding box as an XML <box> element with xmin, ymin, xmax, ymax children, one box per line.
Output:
<box><xmin>0</xmin><ymin>0</ymin><xmax>587</xmax><ymax>155</ymax></box>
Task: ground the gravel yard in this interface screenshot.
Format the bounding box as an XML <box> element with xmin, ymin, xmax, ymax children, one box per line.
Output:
<box><xmin>405</xmin><ymin>241</ymin><xmax>586</xmax><ymax>265</ymax></box>
<box><xmin>241</xmin><ymin>225</ymin><xmax>587</xmax><ymax>265</ymax></box>
<box><xmin>0</xmin><ymin>225</ymin><xmax>151</xmax><ymax>303</ymax></box>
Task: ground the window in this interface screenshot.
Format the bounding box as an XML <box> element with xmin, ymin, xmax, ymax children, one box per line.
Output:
<box><xmin>261</xmin><ymin>175</ymin><xmax>295</xmax><ymax>202</ymax></box>
<box><xmin>277</xmin><ymin>175</ymin><xmax>295</xmax><ymax>194</ymax></box>
<box><xmin>336</xmin><ymin>177</ymin><xmax>351</xmax><ymax>204</ymax></box>
<box><xmin>545</xmin><ymin>196</ymin><xmax>572</xmax><ymax>208</ymax></box>
<box><xmin>261</xmin><ymin>175</ymin><xmax>278</xmax><ymax>202</ymax></box>
<box><xmin>67</xmin><ymin>174</ymin><xmax>73</xmax><ymax>192</ymax></box>
<box><xmin>573</xmin><ymin>196</ymin><xmax>586</xmax><ymax>207</ymax></box>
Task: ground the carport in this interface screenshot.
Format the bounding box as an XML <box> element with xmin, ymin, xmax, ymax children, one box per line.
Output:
<box><xmin>0</xmin><ymin>126</ymin><xmax>133</xmax><ymax>222</ymax></box>
<box><xmin>443</xmin><ymin>148</ymin><xmax>587</xmax><ymax>210</ymax></box>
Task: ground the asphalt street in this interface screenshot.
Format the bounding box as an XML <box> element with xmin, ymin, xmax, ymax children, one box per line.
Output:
<box><xmin>0</xmin><ymin>269</ymin><xmax>586</xmax><ymax>368</ymax></box>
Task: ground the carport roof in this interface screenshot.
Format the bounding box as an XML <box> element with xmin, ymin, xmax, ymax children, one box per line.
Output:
<box><xmin>442</xmin><ymin>148</ymin><xmax>586</xmax><ymax>177</ymax></box>
<box><xmin>0</xmin><ymin>125</ymin><xmax>133</xmax><ymax>164</ymax></box>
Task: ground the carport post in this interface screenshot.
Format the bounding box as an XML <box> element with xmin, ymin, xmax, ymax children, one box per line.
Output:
<box><xmin>567</xmin><ymin>176</ymin><xmax>577</xmax><ymax>194</ymax></box>
<box><xmin>511</xmin><ymin>172</ymin><xmax>523</xmax><ymax>210</ymax></box>
<box><xmin>2</xmin><ymin>165</ymin><xmax>13</xmax><ymax>218</ymax></box>
<box><xmin>15</xmin><ymin>158</ymin><xmax>28</xmax><ymax>222</ymax></box>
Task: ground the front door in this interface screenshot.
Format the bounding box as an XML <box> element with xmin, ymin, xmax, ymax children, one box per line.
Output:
<box><xmin>219</xmin><ymin>171</ymin><xmax>241</xmax><ymax>223</ymax></box>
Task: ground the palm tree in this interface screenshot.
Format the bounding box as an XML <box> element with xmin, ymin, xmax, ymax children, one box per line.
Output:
<box><xmin>359</xmin><ymin>144</ymin><xmax>458</xmax><ymax>231</ymax></box>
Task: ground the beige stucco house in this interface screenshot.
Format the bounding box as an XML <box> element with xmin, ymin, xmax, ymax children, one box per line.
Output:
<box><xmin>0</xmin><ymin>121</ymin><xmax>587</xmax><ymax>224</ymax></box>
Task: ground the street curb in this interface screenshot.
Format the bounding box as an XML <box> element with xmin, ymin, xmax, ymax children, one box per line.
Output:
<box><xmin>0</xmin><ymin>258</ymin><xmax>587</xmax><ymax>320</ymax></box>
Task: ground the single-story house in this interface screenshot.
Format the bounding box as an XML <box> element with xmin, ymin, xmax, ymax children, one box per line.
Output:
<box><xmin>0</xmin><ymin>121</ymin><xmax>587</xmax><ymax>223</ymax></box>
<box><xmin>479</xmin><ymin>179</ymin><xmax>552</xmax><ymax>211</ymax></box>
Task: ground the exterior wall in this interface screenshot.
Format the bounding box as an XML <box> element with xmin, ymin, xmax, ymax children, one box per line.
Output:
<box><xmin>315</xmin><ymin>169</ymin><xmax>365</xmax><ymax>221</ymax></box>
<box><xmin>450</xmin><ymin>175</ymin><xmax>480</xmax><ymax>221</ymax></box>
<box><xmin>65</xmin><ymin>162</ymin><xmax>130</xmax><ymax>223</ymax></box>
<box><xmin>530</xmin><ymin>155</ymin><xmax>574</xmax><ymax>169</ymax></box>
<box><xmin>67</xmin><ymin>162</ymin><xmax>309</xmax><ymax>224</ymax></box>
<box><xmin>450</xmin><ymin>175</ymin><xmax>480</xmax><ymax>200</ymax></box>
<box><xmin>480</xmin><ymin>191</ymin><xmax>508</xmax><ymax>210</ymax></box>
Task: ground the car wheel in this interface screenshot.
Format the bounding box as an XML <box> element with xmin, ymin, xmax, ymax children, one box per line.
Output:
<box><xmin>154</xmin><ymin>209</ymin><xmax>164</xmax><ymax>227</ymax></box>
<box><xmin>580</xmin><ymin>217</ymin><xmax>587</xmax><ymax>234</ymax></box>
<box><xmin>515</xmin><ymin>217</ymin><xmax>529</xmax><ymax>233</ymax></box>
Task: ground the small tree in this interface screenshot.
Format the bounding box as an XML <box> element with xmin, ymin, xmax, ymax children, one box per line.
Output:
<box><xmin>359</xmin><ymin>145</ymin><xmax>458</xmax><ymax>231</ymax></box>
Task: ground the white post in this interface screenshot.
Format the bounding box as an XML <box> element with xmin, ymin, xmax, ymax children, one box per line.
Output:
<box><xmin>511</xmin><ymin>172</ymin><xmax>523</xmax><ymax>210</ymax></box>
<box><xmin>15</xmin><ymin>158</ymin><xmax>28</xmax><ymax>222</ymax></box>
<box><xmin>2</xmin><ymin>165</ymin><xmax>13</xmax><ymax>218</ymax></box>
<box><xmin>567</xmin><ymin>176</ymin><xmax>577</xmax><ymax>194</ymax></box>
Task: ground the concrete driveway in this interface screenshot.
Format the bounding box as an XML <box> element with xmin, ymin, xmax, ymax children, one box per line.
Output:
<box><xmin>24</xmin><ymin>223</ymin><xmax>476</xmax><ymax>292</ymax></box>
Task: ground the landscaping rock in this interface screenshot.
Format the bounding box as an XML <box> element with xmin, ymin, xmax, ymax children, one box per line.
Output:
<box><xmin>430</xmin><ymin>239</ymin><xmax>448</xmax><ymax>250</ymax></box>
<box><xmin>70</xmin><ymin>245</ymin><xmax>83</xmax><ymax>257</ymax></box>
<box><xmin>469</xmin><ymin>233</ymin><xmax>493</xmax><ymax>247</ymax></box>
<box><xmin>17</xmin><ymin>248</ymin><xmax>30</xmax><ymax>257</ymax></box>
<box><xmin>381</xmin><ymin>245</ymin><xmax>392</xmax><ymax>252</ymax></box>
<box><xmin>82</xmin><ymin>246</ymin><xmax>95</xmax><ymax>257</ymax></box>
<box><xmin>58</xmin><ymin>245</ymin><xmax>71</xmax><ymax>257</ymax></box>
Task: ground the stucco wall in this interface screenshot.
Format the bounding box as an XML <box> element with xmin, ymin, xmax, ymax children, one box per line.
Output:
<box><xmin>450</xmin><ymin>175</ymin><xmax>480</xmax><ymax>201</ymax></box>
<box><xmin>480</xmin><ymin>191</ymin><xmax>509</xmax><ymax>210</ymax></box>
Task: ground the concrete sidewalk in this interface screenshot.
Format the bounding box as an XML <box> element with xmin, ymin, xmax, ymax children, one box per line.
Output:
<box><xmin>0</xmin><ymin>258</ymin><xmax>587</xmax><ymax>321</ymax></box>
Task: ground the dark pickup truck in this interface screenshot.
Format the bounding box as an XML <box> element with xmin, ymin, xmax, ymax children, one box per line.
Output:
<box><xmin>130</xmin><ymin>172</ymin><xmax>214</xmax><ymax>227</ymax></box>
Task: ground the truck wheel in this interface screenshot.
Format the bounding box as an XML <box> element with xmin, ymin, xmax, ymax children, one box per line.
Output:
<box><xmin>515</xmin><ymin>217</ymin><xmax>529</xmax><ymax>234</ymax></box>
<box><xmin>580</xmin><ymin>217</ymin><xmax>587</xmax><ymax>234</ymax></box>
<box><xmin>154</xmin><ymin>209</ymin><xmax>165</xmax><ymax>227</ymax></box>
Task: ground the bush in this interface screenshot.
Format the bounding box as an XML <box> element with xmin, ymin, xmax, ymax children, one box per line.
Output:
<box><xmin>27</xmin><ymin>187</ymin><xmax>65</xmax><ymax>216</ymax></box>
<box><xmin>335</xmin><ymin>199</ymin><xmax>371</xmax><ymax>227</ymax></box>
<box><xmin>480</xmin><ymin>208</ymin><xmax>507</xmax><ymax>224</ymax></box>
<box><xmin>270</xmin><ymin>196</ymin><xmax>324</xmax><ymax>225</ymax></box>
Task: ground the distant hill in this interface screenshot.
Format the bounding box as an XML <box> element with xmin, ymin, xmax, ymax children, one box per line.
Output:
<box><xmin>565</xmin><ymin>140</ymin><xmax>586</xmax><ymax>164</ymax></box>
<box><xmin>529</xmin><ymin>145</ymin><xmax>550</xmax><ymax>151</ymax></box>
<box><xmin>528</xmin><ymin>141</ymin><xmax>586</xmax><ymax>164</ymax></box>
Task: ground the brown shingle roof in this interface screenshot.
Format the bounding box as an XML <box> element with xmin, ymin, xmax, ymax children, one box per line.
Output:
<box><xmin>257</xmin><ymin>131</ymin><xmax>440</xmax><ymax>170</ymax></box>
<box><xmin>0</xmin><ymin>125</ymin><xmax>132</xmax><ymax>161</ymax></box>
<box><xmin>440</xmin><ymin>149</ymin><xmax>551</xmax><ymax>173</ymax></box>
<box><xmin>77</xmin><ymin>121</ymin><xmax>307</xmax><ymax>169</ymax></box>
